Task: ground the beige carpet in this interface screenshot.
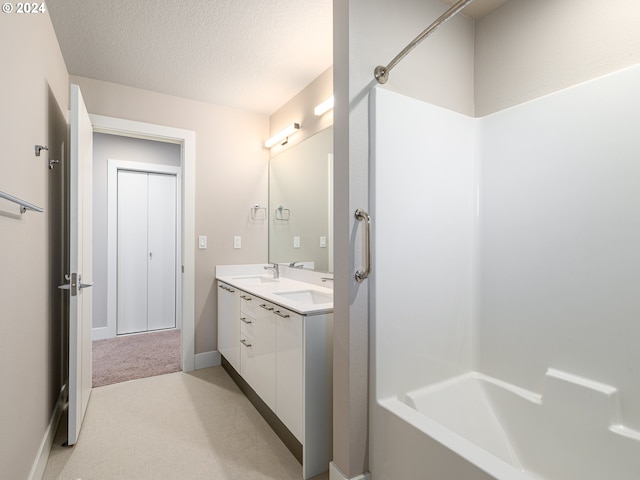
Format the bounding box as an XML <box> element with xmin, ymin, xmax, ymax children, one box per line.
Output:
<box><xmin>92</xmin><ymin>329</ymin><xmax>181</xmax><ymax>387</ymax></box>
<box><xmin>43</xmin><ymin>368</ymin><xmax>325</xmax><ymax>480</ymax></box>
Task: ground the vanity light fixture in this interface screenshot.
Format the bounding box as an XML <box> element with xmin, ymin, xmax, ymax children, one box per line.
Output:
<box><xmin>314</xmin><ymin>96</ymin><xmax>334</xmax><ymax>116</ymax></box>
<box><xmin>264</xmin><ymin>122</ymin><xmax>300</xmax><ymax>148</ymax></box>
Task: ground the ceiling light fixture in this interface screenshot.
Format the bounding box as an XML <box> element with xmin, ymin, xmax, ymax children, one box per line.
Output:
<box><xmin>264</xmin><ymin>123</ymin><xmax>301</xmax><ymax>148</ymax></box>
<box><xmin>314</xmin><ymin>96</ymin><xmax>334</xmax><ymax>116</ymax></box>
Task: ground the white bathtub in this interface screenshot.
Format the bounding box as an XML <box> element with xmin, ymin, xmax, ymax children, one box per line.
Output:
<box><xmin>376</xmin><ymin>370</ymin><xmax>640</xmax><ymax>479</ymax></box>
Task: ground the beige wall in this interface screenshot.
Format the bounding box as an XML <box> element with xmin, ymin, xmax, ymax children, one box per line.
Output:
<box><xmin>70</xmin><ymin>76</ymin><xmax>270</xmax><ymax>355</ymax></box>
<box><xmin>0</xmin><ymin>11</ymin><xmax>69</xmax><ymax>480</ymax></box>
<box><xmin>269</xmin><ymin>66</ymin><xmax>333</xmax><ymax>155</ymax></box>
<box><xmin>475</xmin><ymin>0</ymin><xmax>640</xmax><ymax>116</ymax></box>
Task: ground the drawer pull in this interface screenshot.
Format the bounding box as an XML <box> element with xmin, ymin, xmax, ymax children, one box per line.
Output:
<box><xmin>274</xmin><ymin>310</ymin><xmax>290</xmax><ymax>318</ymax></box>
<box><xmin>240</xmin><ymin>295</ymin><xmax>252</xmax><ymax>301</ymax></box>
<box><xmin>240</xmin><ymin>317</ymin><xmax>252</xmax><ymax>324</ymax></box>
<box><xmin>259</xmin><ymin>303</ymin><xmax>274</xmax><ymax>311</ymax></box>
<box><xmin>240</xmin><ymin>339</ymin><xmax>252</xmax><ymax>347</ymax></box>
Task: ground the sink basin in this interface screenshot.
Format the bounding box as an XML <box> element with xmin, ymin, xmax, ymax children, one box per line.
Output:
<box><xmin>230</xmin><ymin>275</ymin><xmax>279</xmax><ymax>284</ymax></box>
<box><xmin>274</xmin><ymin>290</ymin><xmax>333</xmax><ymax>305</ymax></box>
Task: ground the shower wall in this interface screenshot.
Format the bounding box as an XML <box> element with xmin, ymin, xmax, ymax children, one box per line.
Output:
<box><xmin>478</xmin><ymin>64</ymin><xmax>640</xmax><ymax>430</ymax></box>
<box><xmin>372</xmin><ymin>88</ymin><xmax>478</xmax><ymax>400</ymax></box>
<box><xmin>371</xmin><ymin>61</ymin><xmax>640</xmax><ymax>478</ymax></box>
<box><xmin>373</xmin><ymin>62</ymin><xmax>640</xmax><ymax>418</ymax></box>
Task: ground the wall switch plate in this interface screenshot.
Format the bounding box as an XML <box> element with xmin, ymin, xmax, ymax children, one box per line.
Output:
<box><xmin>198</xmin><ymin>236</ymin><xmax>207</xmax><ymax>249</ymax></box>
<box><xmin>320</xmin><ymin>236</ymin><xmax>327</xmax><ymax>248</ymax></box>
<box><xmin>293</xmin><ymin>236</ymin><xmax>301</xmax><ymax>248</ymax></box>
<box><xmin>233</xmin><ymin>236</ymin><xmax>241</xmax><ymax>249</ymax></box>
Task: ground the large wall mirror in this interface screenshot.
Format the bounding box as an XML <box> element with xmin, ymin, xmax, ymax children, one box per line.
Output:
<box><xmin>269</xmin><ymin>126</ymin><xmax>333</xmax><ymax>273</ymax></box>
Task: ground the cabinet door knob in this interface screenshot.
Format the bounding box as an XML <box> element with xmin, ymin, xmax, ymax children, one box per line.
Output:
<box><xmin>240</xmin><ymin>295</ymin><xmax>252</xmax><ymax>301</ymax></box>
<box><xmin>273</xmin><ymin>310</ymin><xmax>290</xmax><ymax>318</ymax></box>
<box><xmin>240</xmin><ymin>317</ymin><xmax>252</xmax><ymax>324</ymax></box>
<box><xmin>240</xmin><ymin>339</ymin><xmax>252</xmax><ymax>348</ymax></box>
<box><xmin>259</xmin><ymin>303</ymin><xmax>274</xmax><ymax>311</ymax></box>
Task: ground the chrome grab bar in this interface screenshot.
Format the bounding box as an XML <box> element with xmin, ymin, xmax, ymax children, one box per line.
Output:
<box><xmin>355</xmin><ymin>208</ymin><xmax>372</xmax><ymax>283</ymax></box>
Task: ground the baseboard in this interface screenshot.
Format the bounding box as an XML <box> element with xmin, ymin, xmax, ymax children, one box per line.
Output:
<box><xmin>195</xmin><ymin>350</ymin><xmax>221</xmax><ymax>369</ymax></box>
<box><xmin>92</xmin><ymin>326</ymin><xmax>109</xmax><ymax>340</ymax></box>
<box><xmin>329</xmin><ymin>462</ymin><xmax>371</xmax><ymax>480</ymax></box>
<box><xmin>28</xmin><ymin>385</ymin><xmax>66</xmax><ymax>480</ymax></box>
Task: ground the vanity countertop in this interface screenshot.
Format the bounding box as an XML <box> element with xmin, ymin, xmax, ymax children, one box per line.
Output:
<box><xmin>216</xmin><ymin>265</ymin><xmax>333</xmax><ymax>316</ymax></box>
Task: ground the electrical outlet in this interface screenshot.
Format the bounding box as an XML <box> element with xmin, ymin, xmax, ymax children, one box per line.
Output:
<box><xmin>293</xmin><ymin>236</ymin><xmax>301</xmax><ymax>248</ymax></box>
<box><xmin>198</xmin><ymin>236</ymin><xmax>207</xmax><ymax>249</ymax></box>
<box><xmin>234</xmin><ymin>236</ymin><xmax>241</xmax><ymax>249</ymax></box>
<box><xmin>320</xmin><ymin>236</ymin><xmax>327</xmax><ymax>248</ymax></box>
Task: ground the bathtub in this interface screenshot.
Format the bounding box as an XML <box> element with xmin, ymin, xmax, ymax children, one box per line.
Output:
<box><xmin>374</xmin><ymin>370</ymin><xmax>640</xmax><ymax>479</ymax></box>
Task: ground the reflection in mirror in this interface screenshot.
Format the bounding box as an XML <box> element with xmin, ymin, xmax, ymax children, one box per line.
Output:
<box><xmin>269</xmin><ymin>126</ymin><xmax>333</xmax><ymax>273</ymax></box>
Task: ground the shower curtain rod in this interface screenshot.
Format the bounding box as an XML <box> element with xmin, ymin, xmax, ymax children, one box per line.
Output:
<box><xmin>374</xmin><ymin>0</ymin><xmax>474</xmax><ymax>84</ymax></box>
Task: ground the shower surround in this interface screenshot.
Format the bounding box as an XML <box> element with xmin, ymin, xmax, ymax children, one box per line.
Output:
<box><xmin>370</xmin><ymin>64</ymin><xmax>640</xmax><ymax>479</ymax></box>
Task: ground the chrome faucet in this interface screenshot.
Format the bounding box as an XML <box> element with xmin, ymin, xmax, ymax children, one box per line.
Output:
<box><xmin>289</xmin><ymin>261</ymin><xmax>304</xmax><ymax>268</ymax></box>
<box><xmin>264</xmin><ymin>263</ymin><xmax>279</xmax><ymax>279</ymax></box>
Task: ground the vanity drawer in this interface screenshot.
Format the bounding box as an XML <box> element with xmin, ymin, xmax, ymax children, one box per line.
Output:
<box><xmin>239</xmin><ymin>313</ymin><xmax>276</xmax><ymax>411</ymax></box>
<box><xmin>240</xmin><ymin>313</ymin><xmax>255</xmax><ymax>337</ymax></box>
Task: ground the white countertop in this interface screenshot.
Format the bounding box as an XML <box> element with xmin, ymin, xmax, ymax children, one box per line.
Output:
<box><xmin>216</xmin><ymin>265</ymin><xmax>333</xmax><ymax>315</ymax></box>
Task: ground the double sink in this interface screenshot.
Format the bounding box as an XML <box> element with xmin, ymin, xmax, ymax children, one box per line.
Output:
<box><xmin>218</xmin><ymin>273</ymin><xmax>333</xmax><ymax>315</ymax></box>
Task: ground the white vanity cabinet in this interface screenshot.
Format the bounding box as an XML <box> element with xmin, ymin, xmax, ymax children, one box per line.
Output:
<box><xmin>217</xmin><ymin>282</ymin><xmax>240</xmax><ymax>372</ymax></box>
<box><xmin>276</xmin><ymin>308</ymin><xmax>303</xmax><ymax>442</ymax></box>
<box><xmin>239</xmin><ymin>293</ymin><xmax>277</xmax><ymax>411</ymax></box>
<box><xmin>216</xmin><ymin>273</ymin><xmax>332</xmax><ymax>480</ymax></box>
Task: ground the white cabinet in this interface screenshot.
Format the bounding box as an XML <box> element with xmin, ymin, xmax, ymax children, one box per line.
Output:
<box><xmin>217</xmin><ymin>282</ymin><xmax>240</xmax><ymax>371</ymax></box>
<box><xmin>240</xmin><ymin>293</ymin><xmax>277</xmax><ymax>410</ymax></box>
<box><xmin>216</xmin><ymin>279</ymin><xmax>332</xmax><ymax>480</ymax></box>
<box><xmin>276</xmin><ymin>308</ymin><xmax>303</xmax><ymax>441</ymax></box>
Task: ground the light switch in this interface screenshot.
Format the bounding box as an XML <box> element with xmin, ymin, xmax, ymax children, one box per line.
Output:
<box><xmin>234</xmin><ymin>236</ymin><xmax>242</xmax><ymax>249</ymax></box>
<box><xmin>293</xmin><ymin>236</ymin><xmax>301</xmax><ymax>248</ymax></box>
<box><xmin>198</xmin><ymin>236</ymin><xmax>207</xmax><ymax>249</ymax></box>
<box><xmin>320</xmin><ymin>236</ymin><xmax>327</xmax><ymax>248</ymax></box>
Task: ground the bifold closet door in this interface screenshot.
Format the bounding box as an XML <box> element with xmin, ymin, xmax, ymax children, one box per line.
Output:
<box><xmin>147</xmin><ymin>173</ymin><xmax>176</xmax><ymax>330</ymax></box>
<box><xmin>117</xmin><ymin>170</ymin><xmax>149</xmax><ymax>334</ymax></box>
<box><xmin>117</xmin><ymin>170</ymin><xmax>176</xmax><ymax>335</ymax></box>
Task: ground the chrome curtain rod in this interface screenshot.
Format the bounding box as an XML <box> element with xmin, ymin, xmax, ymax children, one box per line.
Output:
<box><xmin>374</xmin><ymin>0</ymin><xmax>474</xmax><ymax>84</ymax></box>
<box><xmin>0</xmin><ymin>190</ymin><xmax>44</xmax><ymax>213</ymax></box>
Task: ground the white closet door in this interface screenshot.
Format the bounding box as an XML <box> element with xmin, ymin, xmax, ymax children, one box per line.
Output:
<box><xmin>147</xmin><ymin>173</ymin><xmax>177</xmax><ymax>331</ymax></box>
<box><xmin>117</xmin><ymin>170</ymin><xmax>149</xmax><ymax>334</ymax></box>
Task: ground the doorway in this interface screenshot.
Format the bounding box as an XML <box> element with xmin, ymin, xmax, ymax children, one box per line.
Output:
<box><xmin>90</xmin><ymin>114</ymin><xmax>197</xmax><ymax>372</ymax></box>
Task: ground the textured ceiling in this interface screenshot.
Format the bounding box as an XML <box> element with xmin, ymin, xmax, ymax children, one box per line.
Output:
<box><xmin>47</xmin><ymin>0</ymin><xmax>333</xmax><ymax>115</ymax></box>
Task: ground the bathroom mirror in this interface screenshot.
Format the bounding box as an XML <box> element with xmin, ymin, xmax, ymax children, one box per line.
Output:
<box><xmin>269</xmin><ymin>126</ymin><xmax>333</xmax><ymax>273</ymax></box>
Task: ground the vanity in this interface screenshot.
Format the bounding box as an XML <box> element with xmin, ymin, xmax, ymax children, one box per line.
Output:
<box><xmin>216</xmin><ymin>264</ymin><xmax>333</xmax><ymax>480</ymax></box>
